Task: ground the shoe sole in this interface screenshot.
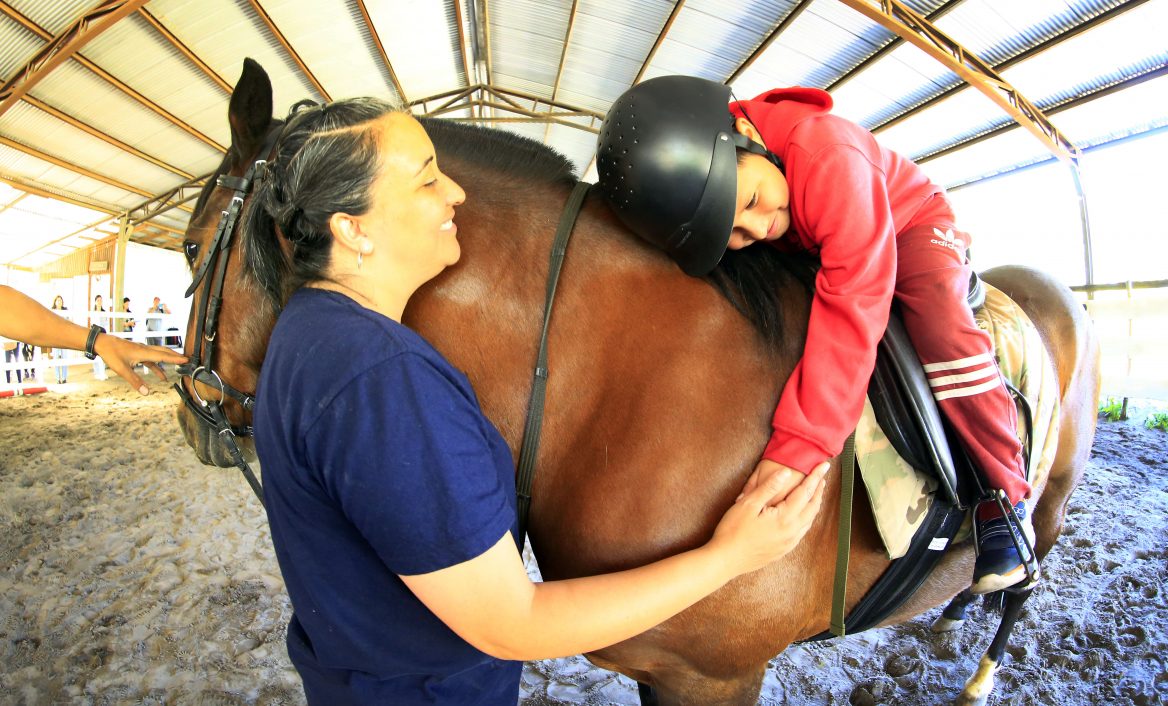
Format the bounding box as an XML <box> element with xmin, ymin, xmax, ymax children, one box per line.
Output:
<box><xmin>971</xmin><ymin>565</ymin><xmax>1041</xmax><ymax>594</ymax></box>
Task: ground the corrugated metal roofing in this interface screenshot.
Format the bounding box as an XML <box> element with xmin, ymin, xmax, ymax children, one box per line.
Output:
<box><xmin>0</xmin><ymin>0</ymin><xmax>1164</xmax><ymax>272</ymax></box>
<box><xmin>0</xmin><ymin>184</ymin><xmax>111</xmax><ymax>266</ymax></box>
<box><xmin>81</xmin><ymin>14</ymin><xmax>234</xmax><ymax>143</ymax></box>
<box><xmin>876</xmin><ymin>0</ymin><xmax>1168</xmax><ymax>162</ymax></box>
<box><xmin>0</xmin><ymin>20</ymin><xmax>43</xmax><ymax>82</ymax></box>
<box><xmin>2</xmin><ymin>101</ymin><xmax>184</xmax><ymax>194</ymax></box>
<box><xmin>7</xmin><ymin>0</ymin><xmax>89</xmax><ymax>36</ymax></box>
<box><xmin>31</xmin><ymin>61</ymin><xmax>222</xmax><ymax>166</ymax></box>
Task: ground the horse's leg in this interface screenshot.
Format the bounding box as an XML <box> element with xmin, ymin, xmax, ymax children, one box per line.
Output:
<box><xmin>956</xmin><ymin>587</ymin><xmax>1034</xmax><ymax>706</ymax></box>
<box><xmin>931</xmin><ymin>587</ymin><xmax>977</xmax><ymax>633</ymax></box>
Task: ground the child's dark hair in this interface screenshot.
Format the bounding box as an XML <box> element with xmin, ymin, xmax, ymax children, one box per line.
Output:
<box><xmin>243</xmin><ymin>97</ymin><xmax>402</xmax><ymax>307</ymax></box>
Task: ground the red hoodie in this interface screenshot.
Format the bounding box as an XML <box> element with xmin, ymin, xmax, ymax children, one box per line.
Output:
<box><xmin>731</xmin><ymin>87</ymin><xmax>951</xmax><ymax>474</ymax></box>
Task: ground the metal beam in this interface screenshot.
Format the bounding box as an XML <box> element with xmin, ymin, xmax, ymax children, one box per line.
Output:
<box><xmin>0</xmin><ymin>191</ymin><xmax>28</xmax><ymax>216</ymax></box>
<box><xmin>430</xmin><ymin>93</ymin><xmax>599</xmax><ymax>135</ymax></box>
<box><xmin>5</xmin><ymin>214</ymin><xmax>113</xmax><ymax>266</ymax></box>
<box><xmin>476</xmin><ymin>101</ymin><xmax>599</xmax><ymax>134</ymax></box>
<box><xmin>826</xmin><ymin>0</ymin><xmax>966</xmax><ymax>91</ymax></box>
<box><xmin>133</xmin><ymin>220</ymin><xmax>184</xmax><ymax>237</ymax></box>
<box><xmin>726</xmin><ymin>0</ymin><xmax>813</xmax><ymax>85</ymax></box>
<box><xmin>452</xmin><ymin>0</ymin><xmax>474</xmax><ymax>116</ymax></box>
<box><xmin>137</xmin><ymin>7</ymin><xmax>232</xmax><ymax>94</ymax></box>
<box><xmin>549</xmin><ymin>0</ymin><xmax>579</xmax><ymax>102</ymax></box>
<box><xmin>22</xmin><ymin>95</ymin><xmax>193</xmax><ymax>179</ymax></box>
<box><xmin>353</xmin><ymin>0</ymin><xmax>408</xmax><ymax>103</ymax></box>
<box><xmin>871</xmin><ymin>0</ymin><xmax>1150</xmax><ymax>134</ymax></box>
<box><xmin>126</xmin><ymin>172</ymin><xmax>210</xmax><ymax>226</ymax></box>
<box><xmin>0</xmin><ymin>135</ymin><xmax>151</xmax><ymax>198</ymax></box>
<box><xmin>489</xmin><ymin>85</ymin><xmax>604</xmax><ymax>121</ymax></box>
<box><xmin>837</xmin><ymin>0</ymin><xmax>1079</xmax><ymax>162</ymax></box>
<box><xmin>480</xmin><ymin>0</ymin><xmax>494</xmax><ymax>87</ymax></box>
<box><xmin>245</xmin><ymin>0</ymin><xmax>331</xmax><ymax>101</ymax></box>
<box><xmin>544</xmin><ymin>0</ymin><xmax>581</xmax><ymax>143</ymax></box>
<box><xmin>632</xmin><ymin>0</ymin><xmax>686</xmax><ymax>86</ymax></box>
<box><xmin>918</xmin><ymin>65</ymin><xmax>1168</xmax><ymax>165</ymax></box>
<box><xmin>0</xmin><ymin>0</ymin><xmax>148</xmax><ymax>117</ymax></box>
<box><xmin>0</xmin><ymin>175</ymin><xmax>118</xmax><ymax>215</ymax></box>
<box><xmin>426</xmin><ymin>86</ymin><xmax>479</xmax><ymax>116</ymax></box>
<box><xmin>0</xmin><ymin>2</ymin><xmax>224</xmax><ymax>151</ymax></box>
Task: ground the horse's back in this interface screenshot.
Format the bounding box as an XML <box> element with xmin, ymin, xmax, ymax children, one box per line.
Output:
<box><xmin>981</xmin><ymin>264</ymin><xmax>1100</xmax><ymax>553</ymax></box>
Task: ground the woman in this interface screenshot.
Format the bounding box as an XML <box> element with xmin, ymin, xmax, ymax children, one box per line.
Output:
<box><xmin>244</xmin><ymin>98</ymin><xmax>827</xmax><ymax>705</ymax></box>
<box><xmin>90</xmin><ymin>294</ymin><xmax>109</xmax><ymax>381</ymax></box>
<box><xmin>595</xmin><ymin>75</ymin><xmax>1035</xmax><ymax>596</ymax></box>
<box><xmin>50</xmin><ymin>295</ymin><xmax>69</xmax><ymax>384</ymax></box>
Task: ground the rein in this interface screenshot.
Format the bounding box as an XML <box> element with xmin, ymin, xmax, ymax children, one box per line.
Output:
<box><xmin>174</xmin><ymin>128</ymin><xmax>282</xmax><ymax>506</ymax></box>
<box><xmin>515</xmin><ymin>180</ymin><xmax>591</xmax><ymax>541</ymax></box>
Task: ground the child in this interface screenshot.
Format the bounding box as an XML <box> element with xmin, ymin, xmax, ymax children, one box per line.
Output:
<box><xmin>596</xmin><ymin>75</ymin><xmax>1034</xmax><ymax>594</ymax></box>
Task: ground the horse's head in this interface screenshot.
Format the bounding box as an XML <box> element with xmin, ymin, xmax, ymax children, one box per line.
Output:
<box><xmin>176</xmin><ymin>58</ymin><xmax>280</xmax><ymax>469</ymax></box>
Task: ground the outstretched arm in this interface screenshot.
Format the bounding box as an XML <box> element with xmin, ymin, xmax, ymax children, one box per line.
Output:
<box><xmin>402</xmin><ymin>463</ymin><xmax>827</xmax><ymax>661</ymax></box>
<box><xmin>0</xmin><ymin>286</ymin><xmax>187</xmax><ymax>394</ymax></box>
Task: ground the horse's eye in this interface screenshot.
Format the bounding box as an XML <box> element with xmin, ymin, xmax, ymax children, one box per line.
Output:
<box><xmin>183</xmin><ymin>241</ymin><xmax>199</xmax><ymax>264</ymax></box>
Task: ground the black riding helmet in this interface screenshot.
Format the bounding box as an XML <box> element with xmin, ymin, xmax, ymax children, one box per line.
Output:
<box><xmin>595</xmin><ymin>75</ymin><xmax>778</xmax><ymax>276</ymax></box>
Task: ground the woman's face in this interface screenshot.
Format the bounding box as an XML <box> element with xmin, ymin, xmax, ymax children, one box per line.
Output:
<box><xmin>728</xmin><ymin>119</ymin><xmax>790</xmax><ymax>251</ymax></box>
<box><xmin>354</xmin><ymin>113</ymin><xmax>466</xmax><ymax>286</ymax></box>
<box><xmin>94</xmin><ymin>295</ymin><xmax>103</xmax><ymax>309</ymax></box>
<box><xmin>52</xmin><ymin>296</ymin><xmax>63</xmax><ymax>309</ymax></box>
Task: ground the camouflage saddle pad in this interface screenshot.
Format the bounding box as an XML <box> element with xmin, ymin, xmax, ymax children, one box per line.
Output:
<box><xmin>857</xmin><ymin>282</ymin><xmax>1062</xmax><ymax>559</ymax></box>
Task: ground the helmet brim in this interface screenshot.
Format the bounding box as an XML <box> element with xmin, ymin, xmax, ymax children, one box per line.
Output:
<box><xmin>669</xmin><ymin>132</ymin><xmax>737</xmax><ymax>277</ymax></box>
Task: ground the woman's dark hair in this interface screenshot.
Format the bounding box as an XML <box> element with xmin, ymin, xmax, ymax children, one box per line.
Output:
<box><xmin>243</xmin><ymin>96</ymin><xmax>402</xmax><ymax>306</ymax></box>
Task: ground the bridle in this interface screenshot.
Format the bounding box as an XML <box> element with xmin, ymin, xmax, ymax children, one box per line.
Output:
<box><xmin>174</xmin><ymin>127</ymin><xmax>282</xmax><ymax>505</ymax></box>
<box><xmin>171</xmin><ymin>122</ymin><xmax>588</xmax><ymax>537</ymax></box>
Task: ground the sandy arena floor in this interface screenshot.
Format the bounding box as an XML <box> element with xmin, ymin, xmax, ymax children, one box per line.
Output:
<box><xmin>1</xmin><ymin>367</ymin><xmax>1165</xmax><ymax>705</ymax></box>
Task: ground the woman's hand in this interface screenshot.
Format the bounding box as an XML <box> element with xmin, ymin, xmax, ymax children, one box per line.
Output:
<box><xmin>93</xmin><ymin>333</ymin><xmax>188</xmax><ymax>395</ymax></box>
<box><xmin>708</xmin><ymin>461</ymin><xmax>829</xmax><ymax>578</ymax></box>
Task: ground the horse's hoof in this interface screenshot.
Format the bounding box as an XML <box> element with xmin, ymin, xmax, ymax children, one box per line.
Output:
<box><xmin>931</xmin><ymin>616</ymin><xmax>965</xmax><ymax>633</ymax></box>
<box><xmin>955</xmin><ymin>655</ymin><xmax>998</xmax><ymax>706</ymax></box>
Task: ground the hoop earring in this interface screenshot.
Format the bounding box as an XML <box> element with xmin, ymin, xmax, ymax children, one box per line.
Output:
<box><xmin>357</xmin><ymin>251</ymin><xmax>363</xmax><ymax>270</ymax></box>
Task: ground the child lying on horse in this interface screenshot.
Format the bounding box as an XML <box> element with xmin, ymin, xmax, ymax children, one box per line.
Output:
<box><xmin>595</xmin><ymin>75</ymin><xmax>1035</xmax><ymax>594</ymax></box>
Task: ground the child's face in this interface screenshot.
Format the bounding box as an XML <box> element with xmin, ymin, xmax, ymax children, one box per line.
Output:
<box><xmin>730</xmin><ymin>151</ymin><xmax>790</xmax><ymax>251</ymax></box>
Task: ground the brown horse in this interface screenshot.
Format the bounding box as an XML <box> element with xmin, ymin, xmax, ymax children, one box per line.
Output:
<box><xmin>177</xmin><ymin>59</ymin><xmax>1100</xmax><ymax>705</ymax></box>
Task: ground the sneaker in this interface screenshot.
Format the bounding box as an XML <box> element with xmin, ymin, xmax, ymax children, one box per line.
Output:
<box><xmin>971</xmin><ymin>500</ymin><xmax>1038</xmax><ymax>594</ymax></box>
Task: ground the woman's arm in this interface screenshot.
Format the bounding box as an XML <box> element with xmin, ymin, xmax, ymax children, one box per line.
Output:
<box><xmin>0</xmin><ymin>286</ymin><xmax>187</xmax><ymax>394</ymax></box>
<box><xmin>401</xmin><ymin>462</ymin><xmax>827</xmax><ymax>661</ymax></box>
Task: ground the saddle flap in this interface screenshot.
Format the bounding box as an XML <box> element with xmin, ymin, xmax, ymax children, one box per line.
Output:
<box><xmin>867</xmin><ymin>313</ymin><xmax>961</xmax><ymax>505</ymax></box>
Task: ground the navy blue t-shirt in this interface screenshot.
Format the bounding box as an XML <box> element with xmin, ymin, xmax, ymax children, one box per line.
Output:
<box><xmin>254</xmin><ymin>288</ymin><xmax>522</xmax><ymax>705</ymax></box>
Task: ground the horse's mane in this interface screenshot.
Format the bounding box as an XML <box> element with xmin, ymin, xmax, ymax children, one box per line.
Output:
<box><xmin>218</xmin><ymin>114</ymin><xmax>795</xmax><ymax>349</ymax></box>
<box><xmin>424</xmin><ymin>116</ymin><xmax>800</xmax><ymax>348</ymax></box>
<box><xmin>420</xmin><ymin>117</ymin><xmax>577</xmax><ymax>186</ymax></box>
<box><xmin>707</xmin><ymin>247</ymin><xmax>806</xmax><ymax>349</ymax></box>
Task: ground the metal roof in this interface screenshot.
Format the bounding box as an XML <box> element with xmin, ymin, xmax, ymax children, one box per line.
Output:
<box><xmin>1</xmin><ymin>0</ymin><xmax>1164</xmax><ymax>269</ymax></box>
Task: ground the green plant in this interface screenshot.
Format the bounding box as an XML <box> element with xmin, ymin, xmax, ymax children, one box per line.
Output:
<box><xmin>1098</xmin><ymin>397</ymin><xmax>1126</xmax><ymax>422</ymax></box>
<box><xmin>1145</xmin><ymin>412</ymin><xmax>1168</xmax><ymax>431</ymax></box>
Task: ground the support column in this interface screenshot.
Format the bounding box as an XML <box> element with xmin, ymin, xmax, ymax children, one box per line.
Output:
<box><xmin>1068</xmin><ymin>159</ymin><xmax>1095</xmax><ymax>298</ymax></box>
<box><xmin>113</xmin><ymin>214</ymin><xmax>130</xmax><ymax>330</ymax></box>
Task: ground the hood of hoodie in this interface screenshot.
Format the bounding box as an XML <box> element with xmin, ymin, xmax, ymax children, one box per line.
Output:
<box><xmin>729</xmin><ymin>87</ymin><xmax>833</xmax><ymax>156</ymax></box>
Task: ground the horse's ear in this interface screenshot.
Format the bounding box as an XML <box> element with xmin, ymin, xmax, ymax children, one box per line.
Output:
<box><xmin>228</xmin><ymin>58</ymin><xmax>274</xmax><ymax>160</ymax></box>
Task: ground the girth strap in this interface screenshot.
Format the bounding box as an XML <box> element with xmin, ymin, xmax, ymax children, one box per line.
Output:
<box><xmin>515</xmin><ymin>181</ymin><xmax>591</xmax><ymax>541</ymax></box>
<box><xmin>830</xmin><ymin>432</ymin><xmax>857</xmax><ymax>637</ymax></box>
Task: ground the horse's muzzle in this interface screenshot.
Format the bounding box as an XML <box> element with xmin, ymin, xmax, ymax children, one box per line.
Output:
<box><xmin>176</xmin><ymin>403</ymin><xmax>256</xmax><ymax>469</ymax></box>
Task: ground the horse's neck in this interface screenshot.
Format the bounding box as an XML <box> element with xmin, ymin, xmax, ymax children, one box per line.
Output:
<box><xmin>405</xmin><ymin>172</ymin><xmax>569</xmax><ymax>445</ymax></box>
